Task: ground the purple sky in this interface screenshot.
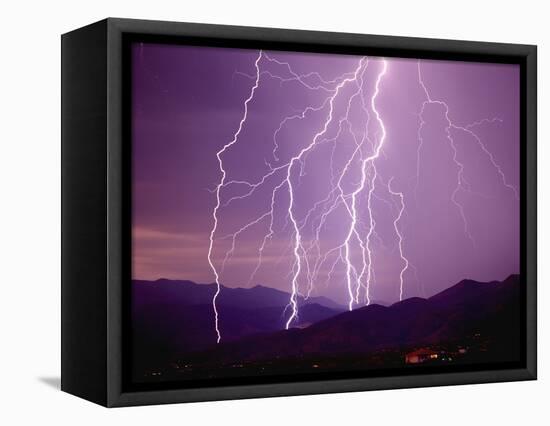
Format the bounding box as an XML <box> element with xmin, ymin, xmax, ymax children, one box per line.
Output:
<box><xmin>131</xmin><ymin>43</ymin><xmax>519</xmax><ymax>306</ymax></box>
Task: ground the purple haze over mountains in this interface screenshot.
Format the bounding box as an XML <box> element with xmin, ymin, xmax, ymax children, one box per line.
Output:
<box><xmin>131</xmin><ymin>43</ymin><xmax>519</xmax><ymax>306</ymax></box>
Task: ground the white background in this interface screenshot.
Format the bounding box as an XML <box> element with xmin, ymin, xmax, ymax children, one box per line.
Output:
<box><xmin>0</xmin><ymin>0</ymin><xmax>546</xmax><ymax>424</ymax></box>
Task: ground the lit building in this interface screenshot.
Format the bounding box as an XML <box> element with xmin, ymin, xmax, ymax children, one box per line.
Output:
<box><xmin>405</xmin><ymin>348</ymin><xmax>439</xmax><ymax>364</ymax></box>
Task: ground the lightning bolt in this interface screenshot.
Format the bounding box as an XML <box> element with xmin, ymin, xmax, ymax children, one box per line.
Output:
<box><xmin>207</xmin><ymin>51</ymin><xmax>263</xmax><ymax>343</ymax></box>
<box><xmin>362</xmin><ymin>59</ymin><xmax>389</xmax><ymax>306</ymax></box>
<box><xmin>387</xmin><ymin>177</ymin><xmax>409</xmax><ymax>301</ymax></box>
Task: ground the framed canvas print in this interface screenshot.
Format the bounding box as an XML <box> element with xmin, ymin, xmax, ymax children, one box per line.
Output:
<box><xmin>61</xmin><ymin>18</ymin><xmax>537</xmax><ymax>407</ymax></box>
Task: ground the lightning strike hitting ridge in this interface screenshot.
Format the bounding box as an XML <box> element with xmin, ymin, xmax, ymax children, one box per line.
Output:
<box><xmin>362</xmin><ymin>59</ymin><xmax>388</xmax><ymax>307</ymax></box>
<box><xmin>387</xmin><ymin>177</ymin><xmax>409</xmax><ymax>301</ymax></box>
<box><xmin>207</xmin><ymin>51</ymin><xmax>262</xmax><ymax>343</ymax></box>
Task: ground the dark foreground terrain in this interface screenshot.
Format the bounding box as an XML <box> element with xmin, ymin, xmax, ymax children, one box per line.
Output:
<box><xmin>132</xmin><ymin>275</ymin><xmax>521</xmax><ymax>383</ymax></box>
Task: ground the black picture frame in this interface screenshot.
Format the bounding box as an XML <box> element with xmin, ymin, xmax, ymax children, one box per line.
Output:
<box><xmin>61</xmin><ymin>17</ymin><xmax>537</xmax><ymax>407</ymax></box>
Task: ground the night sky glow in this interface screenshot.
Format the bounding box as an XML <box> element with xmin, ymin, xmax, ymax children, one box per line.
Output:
<box><xmin>132</xmin><ymin>44</ymin><xmax>520</xmax><ymax>340</ymax></box>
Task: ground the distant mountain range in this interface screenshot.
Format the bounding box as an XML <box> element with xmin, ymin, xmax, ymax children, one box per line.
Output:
<box><xmin>132</xmin><ymin>279</ymin><xmax>345</xmax><ymax>369</ymax></box>
<box><xmin>133</xmin><ymin>278</ymin><xmax>343</xmax><ymax>311</ymax></box>
<box><xmin>132</xmin><ymin>275</ymin><xmax>521</xmax><ymax>376</ymax></box>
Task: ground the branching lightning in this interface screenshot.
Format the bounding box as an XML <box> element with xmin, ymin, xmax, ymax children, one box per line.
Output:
<box><xmin>416</xmin><ymin>61</ymin><xmax>518</xmax><ymax>247</ymax></box>
<box><xmin>205</xmin><ymin>53</ymin><xmax>517</xmax><ymax>342</ymax></box>
<box><xmin>284</xmin><ymin>58</ymin><xmax>368</xmax><ymax>327</ymax></box>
